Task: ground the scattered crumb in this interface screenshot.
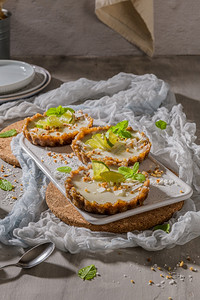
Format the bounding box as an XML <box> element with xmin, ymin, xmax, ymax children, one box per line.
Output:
<box><xmin>169</xmin><ymin>279</ymin><xmax>176</xmax><ymax>285</ymax></box>
<box><xmin>179</xmin><ymin>261</ymin><xmax>184</xmax><ymax>267</ymax></box>
<box><xmin>131</xmin><ymin>280</ymin><xmax>135</xmax><ymax>284</ymax></box>
<box><xmin>147</xmin><ymin>258</ymin><xmax>151</xmax><ymax>262</ymax></box>
<box><xmin>189</xmin><ymin>267</ymin><xmax>197</xmax><ymax>272</ymax></box>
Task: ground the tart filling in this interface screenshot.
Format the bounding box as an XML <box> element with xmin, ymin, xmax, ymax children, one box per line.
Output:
<box><xmin>23</xmin><ymin>106</ymin><xmax>93</xmax><ymax>147</ymax></box>
<box><xmin>65</xmin><ymin>161</ymin><xmax>150</xmax><ymax>215</ymax></box>
<box><xmin>72</xmin><ymin>121</ymin><xmax>151</xmax><ymax>166</ymax></box>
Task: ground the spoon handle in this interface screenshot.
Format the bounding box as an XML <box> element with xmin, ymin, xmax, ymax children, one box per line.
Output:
<box><xmin>0</xmin><ymin>263</ymin><xmax>19</xmax><ymax>270</ymax></box>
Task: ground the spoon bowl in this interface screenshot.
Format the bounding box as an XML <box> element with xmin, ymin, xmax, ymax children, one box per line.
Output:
<box><xmin>0</xmin><ymin>241</ymin><xmax>55</xmax><ymax>270</ymax></box>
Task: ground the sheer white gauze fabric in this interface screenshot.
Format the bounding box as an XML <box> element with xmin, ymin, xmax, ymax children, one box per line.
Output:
<box><xmin>0</xmin><ymin>72</ymin><xmax>200</xmax><ymax>253</ymax></box>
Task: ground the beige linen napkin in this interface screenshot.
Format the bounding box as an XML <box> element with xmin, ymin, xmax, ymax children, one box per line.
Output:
<box><xmin>95</xmin><ymin>0</ymin><xmax>154</xmax><ymax>56</ymax></box>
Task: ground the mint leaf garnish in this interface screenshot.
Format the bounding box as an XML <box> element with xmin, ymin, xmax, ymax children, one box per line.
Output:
<box><xmin>78</xmin><ymin>264</ymin><xmax>97</xmax><ymax>280</ymax></box>
<box><xmin>0</xmin><ymin>179</ymin><xmax>13</xmax><ymax>191</ymax></box>
<box><xmin>134</xmin><ymin>173</ymin><xmax>146</xmax><ymax>182</ymax></box>
<box><xmin>155</xmin><ymin>120</ymin><xmax>167</xmax><ymax>130</ymax></box>
<box><xmin>56</xmin><ymin>166</ymin><xmax>72</xmax><ymax>173</ymax></box>
<box><xmin>132</xmin><ymin>162</ymin><xmax>139</xmax><ymax>174</ymax></box>
<box><xmin>117</xmin><ymin>167</ymin><xmax>134</xmax><ymax>179</ymax></box>
<box><xmin>0</xmin><ymin>129</ymin><xmax>17</xmax><ymax>138</ymax></box>
<box><xmin>46</xmin><ymin>106</ymin><xmax>75</xmax><ymax>117</ymax></box>
<box><xmin>118</xmin><ymin>162</ymin><xmax>145</xmax><ymax>182</ymax></box>
<box><xmin>153</xmin><ymin>223</ymin><xmax>170</xmax><ymax>233</ymax></box>
<box><xmin>109</xmin><ymin>120</ymin><xmax>132</xmax><ymax>139</ymax></box>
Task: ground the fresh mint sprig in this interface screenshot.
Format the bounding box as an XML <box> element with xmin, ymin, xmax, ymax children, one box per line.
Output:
<box><xmin>153</xmin><ymin>223</ymin><xmax>170</xmax><ymax>234</ymax></box>
<box><xmin>0</xmin><ymin>179</ymin><xmax>13</xmax><ymax>191</ymax></box>
<box><xmin>118</xmin><ymin>162</ymin><xmax>146</xmax><ymax>182</ymax></box>
<box><xmin>155</xmin><ymin>120</ymin><xmax>167</xmax><ymax>130</ymax></box>
<box><xmin>108</xmin><ymin>120</ymin><xmax>132</xmax><ymax>139</ymax></box>
<box><xmin>78</xmin><ymin>264</ymin><xmax>97</xmax><ymax>280</ymax></box>
<box><xmin>46</xmin><ymin>105</ymin><xmax>75</xmax><ymax>117</ymax></box>
<box><xmin>0</xmin><ymin>129</ymin><xmax>17</xmax><ymax>138</ymax></box>
<box><xmin>56</xmin><ymin>166</ymin><xmax>72</xmax><ymax>173</ymax></box>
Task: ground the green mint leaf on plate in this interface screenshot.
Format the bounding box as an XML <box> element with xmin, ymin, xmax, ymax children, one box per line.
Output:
<box><xmin>118</xmin><ymin>167</ymin><xmax>134</xmax><ymax>179</ymax></box>
<box><xmin>117</xmin><ymin>129</ymin><xmax>132</xmax><ymax>139</ymax></box>
<box><xmin>78</xmin><ymin>264</ymin><xmax>97</xmax><ymax>280</ymax></box>
<box><xmin>153</xmin><ymin>223</ymin><xmax>170</xmax><ymax>234</ymax></box>
<box><xmin>109</xmin><ymin>120</ymin><xmax>131</xmax><ymax>139</ymax></box>
<box><xmin>45</xmin><ymin>107</ymin><xmax>57</xmax><ymax>116</ymax></box>
<box><xmin>133</xmin><ymin>173</ymin><xmax>146</xmax><ymax>182</ymax></box>
<box><xmin>0</xmin><ymin>179</ymin><xmax>13</xmax><ymax>191</ymax></box>
<box><xmin>110</xmin><ymin>120</ymin><xmax>128</xmax><ymax>134</ymax></box>
<box><xmin>46</xmin><ymin>106</ymin><xmax>75</xmax><ymax>117</ymax></box>
<box><xmin>56</xmin><ymin>166</ymin><xmax>72</xmax><ymax>173</ymax></box>
<box><xmin>132</xmin><ymin>162</ymin><xmax>139</xmax><ymax>174</ymax></box>
<box><xmin>155</xmin><ymin>120</ymin><xmax>167</xmax><ymax>130</ymax></box>
<box><xmin>118</xmin><ymin>163</ymin><xmax>145</xmax><ymax>181</ymax></box>
<box><xmin>0</xmin><ymin>129</ymin><xmax>17</xmax><ymax>138</ymax></box>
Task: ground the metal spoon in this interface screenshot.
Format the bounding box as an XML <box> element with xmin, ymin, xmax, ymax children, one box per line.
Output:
<box><xmin>0</xmin><ymin>242</ymin><xmax>55</xmax><ymax>270</ymax></box>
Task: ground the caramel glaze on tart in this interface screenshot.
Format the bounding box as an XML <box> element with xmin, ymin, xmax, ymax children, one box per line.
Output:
<box><xmin>65</xmin><ymin>165</ymin><xmax>150</xmax><ymax>215</ymax></box>
<box><xmin>71</xmin><ymin>126</ymin><xmax>151</xmax><ymax>167</ymax></box>
<box><xmin>23</xmin><ymin>112</ymin><xmax>93</xmax><ymax>147</ymax></box>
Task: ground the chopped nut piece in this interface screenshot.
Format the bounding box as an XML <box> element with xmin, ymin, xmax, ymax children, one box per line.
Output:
<box><xmin>130</xmin><ymin>280</ymin><xmax>135</xmax><ymax>284</ymax></box>
<box><xmin>179</xmin><ymin>261</ymin><xmax>184</xmax><ymax>267</ymax></box>
<box><xmin>189</xmin><ymin>267</ymin><xmax>197</xmax><ymax>272</ymax></box>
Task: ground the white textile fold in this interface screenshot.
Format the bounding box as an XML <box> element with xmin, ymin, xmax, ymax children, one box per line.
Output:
<box><xmin>0</xmin><ymin>72</ymin><xmax>200</xmax><ymax>253</ymax></box>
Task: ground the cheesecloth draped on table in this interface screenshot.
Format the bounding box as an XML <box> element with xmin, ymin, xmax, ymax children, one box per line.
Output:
<box><xmin>0</xmin><ymin>72</ymin><xmax>200</xmax><ymax>253</ymax></box>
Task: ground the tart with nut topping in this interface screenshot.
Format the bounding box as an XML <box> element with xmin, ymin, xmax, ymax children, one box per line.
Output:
<box><xmin>65</xmin><ymin>160</ymin><xmax>150</xmax><ymax>215</ymax></box>
<box><xmin>72</xmin><ymin>120</ymin><xmax>151</xmax><ymax>167</ymax></box>
<box><xmin>23</xmin><ymin>106</ymin><xmax>93</xmax><ymax>147</ymax></box>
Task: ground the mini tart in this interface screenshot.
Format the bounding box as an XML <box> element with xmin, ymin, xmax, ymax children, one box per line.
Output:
<box><xmin>23</xmin><ymin>110</ymin><xmax>93</xmax><ymax>147</ymax></box>
<box><xmin>71</xmin><ymin>126</ymin><xmax>151</xmax><ymax>166</ymax></box>
<box><xmin>65</xmin><ymin>164</ymin><xmax>150</xmax><ymax>215</ymax></box>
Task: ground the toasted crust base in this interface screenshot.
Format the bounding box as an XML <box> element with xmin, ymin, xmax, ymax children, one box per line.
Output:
<box><xmin>46</xmin><ymin>182</ymin><xmax>184</xmax><ymax>233</ymax></box>
<box><xmin>65</xmin><ymin>165</ymin><xmax>150</xmax><ymax>215</ymax></box>
<box><xmin>23</xmin><ymin>112</ymin><xmax>93</xmax><ymax>147</ymax></box>
<box><xmin>71</xmin><ymin>126</ymin><xmax>151</xmax><ymax>166</ymax></box>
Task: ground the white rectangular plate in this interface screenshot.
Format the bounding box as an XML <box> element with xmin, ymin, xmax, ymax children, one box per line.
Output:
<box><xmin>20</xmin><ymin>136</ymin><xmax>193</xmax><ymax>225</ymax></box>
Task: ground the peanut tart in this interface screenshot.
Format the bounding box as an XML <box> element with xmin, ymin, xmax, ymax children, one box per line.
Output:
<box><xmin>65</xmin><ymin>160</ymin><xmax>150</xmax><ymax>215</ymax></box>
<box><xmin>23</xmin><ymin>106</ymin><xmax>93</xmax><ymax>147</ymax></box>
<box><xmin>72</xmin><ymin>120</ymin><xmax>151</xmax><ymax>166</ymax></box>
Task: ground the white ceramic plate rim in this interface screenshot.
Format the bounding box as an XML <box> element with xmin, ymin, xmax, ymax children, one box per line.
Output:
<box><xmin>20</xmin><ymin>136</ymin><xmax>193</xmax><ymax>225</ymax></box>
<box><xmin>0</xmin><ymin>65</ymin><xmax>48</xmax><ymax>98</ymax></box>
<box><xmin>0</xmin><ymin>65</ymin><xmax>51</xmax><ymax>102</ymax></box>
<box><xmin>0</xmin><ymin>60</ymin><xmax>35</xmax><ymax>93</ymax></box>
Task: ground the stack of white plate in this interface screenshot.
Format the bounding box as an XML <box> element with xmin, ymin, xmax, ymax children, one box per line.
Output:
<box><xmin>0</xmin><ymin>60</ymin><xmax>51</xmax><ymax>103</ymax></box>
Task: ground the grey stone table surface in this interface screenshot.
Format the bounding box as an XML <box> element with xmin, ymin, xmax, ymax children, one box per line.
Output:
<box><xmin>0</xmin><ymin>56</ymin><xmax>200</xmax><ymax>300</ymax></box>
